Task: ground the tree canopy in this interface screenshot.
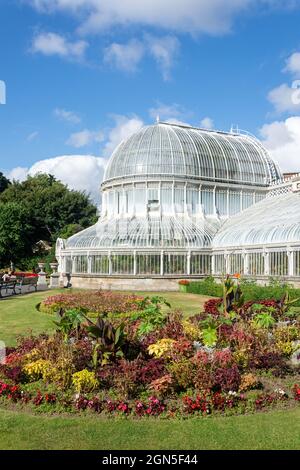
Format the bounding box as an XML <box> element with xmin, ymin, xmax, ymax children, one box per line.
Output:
<box><xmin>0</xmin><ymin>172</ymin><xmax>10</xmax><ymax>194</ymax></box>
<box><xmin>0</xmin><ymin>174</ymin><xmax>98</xmax><ymax>268</ymax></box>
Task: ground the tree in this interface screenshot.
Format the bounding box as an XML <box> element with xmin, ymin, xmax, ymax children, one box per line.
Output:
<box><xmin>0</xmin><ymin>172</ymin><xmax>10</xmax><ymax>194</ymax></box>
<box><xmin>0</xmin><ymin>202</ymin><xmax>32</xmax><ymax>266</ymax></box>
<box><xmin>0</xmin><ymin>174</ymin><xmax>98</xmax><ymax>267</ymax></box>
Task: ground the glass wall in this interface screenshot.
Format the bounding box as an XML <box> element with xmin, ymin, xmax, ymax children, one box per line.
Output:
<box><xmin>214</xmin><ymin>254</ymin><xmax>226</xmax><ymax>274</ymax></box>
<box><xmin>294</xmin><ymin>251</ymin><xmax>300</xmax><ymax>277</ymax></box>
<box><xmin>91</xmin><ymin>255</ymin><xmax>109</xmax><ymax>274</ymax></box>
<box><xmin>229</xmin><ymin>253</ymin><xmax>244</xmax><ymax>274</ymax></box>
<box><xmin>269</xmin><ymin>251</ymin><xmax>288</xmax><ymax>277</ymax></box>
<box><xmin>164</xmin><ymin>253</ymin><xmax>187</xmax><ymax>275</ymax></box>
<box><xmin>73</xmin><ymin>255</ymin><xmax>88</xmax><ymax>274</ymax></box>
<box><xmin>191</xmin><ymin>254</ymin><xmax>211</xmax><ymax>275</ymax></box>
<box><xmin>136</xmin><ymin>253</ymin><xmax>161</xmax><ymax>275</ymax></box>
<box><xmin>248</xmin><ymin>252</ymin><xmax>265</xmax><ymax>276</ymax></box>
<box><xmin>111</xmin><ymin>254</ymin><xmax>134</xmax><ymax>275</ymax></box>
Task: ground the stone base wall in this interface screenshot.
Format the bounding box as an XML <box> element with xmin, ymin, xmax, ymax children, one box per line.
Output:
<box><xmin>64</xmin><ymin>275</ymin><xmax>185</xmax><ymax>291</ymax></box>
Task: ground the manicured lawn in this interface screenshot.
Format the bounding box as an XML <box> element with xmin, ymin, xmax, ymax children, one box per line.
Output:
<box><xmin>0</xmin><ymin>289</ymin><xmax>209</xmax><ymax>346</ymax></box>
<box><xmin>0</xmin><ymin>407</ymin><xmax>299</xmax><ymax>450</ymax></box>
<box><xmin>0</xmin><ymin>290</ymin><xmax>60</xmax><ymax>346</ymax></box>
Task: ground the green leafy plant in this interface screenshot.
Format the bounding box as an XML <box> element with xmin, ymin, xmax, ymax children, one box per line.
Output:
<box><xmin>86</xmin><ymin>316</ymin><xmax>126</xmax><ymax>366</ymax></box>
<box><xmin>253</xmin><ymin>311</ymin><xmax>276</xmax><ymax>329</ymax></box>
<box><xmin>131</xmin><ymin>296</ymin><xmax>171</xmax><ymax>337</ymax></box>
<box><xmin>53</xmin><ymin>308</ymin><xmax>85</xmax><ymax>340</ymax></box>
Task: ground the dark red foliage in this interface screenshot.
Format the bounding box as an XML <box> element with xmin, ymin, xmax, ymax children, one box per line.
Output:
<box><xmin>137</xmin><ymin>358</ymin><xmax>167</xmax><ymax>385</ymax></box>
<box><xmin>45</xmin><ymin>393</ymin><xmax>56</xmax><ymax>404</ymax></box>
<box><xmin>3</xmin><ymin>366</ymin><xmax>24</xmax><ymax>383</ymax></box>
<box><xmin>72</xmin><ymin>338</ymin><xmax>93</xmax><ymax>371</ymax></box>
<box><xmin>203</xmin><ymin>298</ymin><xmax>222</xmax><ymax>316</ymax></box>
<box><xmin>16</xmin><ymin>334</ymin><xmax>48</xmax><ymax>354</ymax></box>
<box><xmin>212</xmin><ymin>366</ymin><xmax>241</xmax><ymax>392</ymax></box>
<box><xmin>255</xmin><ymin>392</ymin><xmax>287</xmax><ymax>410</ymax></box>
<box><xmin>32</xmin><ymin>391</ymin><xmax>44</xmax><ymax>406</ymax></box>
<box><xmin>249</xmin><ymin>352</ymin><xmax>287</xmax><ymax>371</ymax></box>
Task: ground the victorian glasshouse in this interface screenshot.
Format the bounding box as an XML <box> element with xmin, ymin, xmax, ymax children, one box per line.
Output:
<box><xmin>56</xmin><ymin>121</ymin><xmax>300</xmax><ymax>290</ymax></box>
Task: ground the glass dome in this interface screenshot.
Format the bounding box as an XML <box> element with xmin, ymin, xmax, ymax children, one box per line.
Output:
<box><xmin>66</xmin><ymin>215</ymin><xmax>221</xmax><ymax>250</ymax></box>
<box><xmin>103</xmin><ymin>122</ymin><xmax>282</xmax><ymax>186</ymax></box>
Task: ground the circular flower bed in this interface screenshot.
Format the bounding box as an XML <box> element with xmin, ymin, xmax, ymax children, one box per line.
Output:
<box><xmin>1</xmin><ymin>284</ymin><xmax>300</xmax><ymax>418</ymax></box>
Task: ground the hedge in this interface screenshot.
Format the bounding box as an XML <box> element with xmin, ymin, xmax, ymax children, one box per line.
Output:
<box><xmin>187</xmin><ymin>277</ymin><xmax>300</xmax><ymax>307</ymax></box>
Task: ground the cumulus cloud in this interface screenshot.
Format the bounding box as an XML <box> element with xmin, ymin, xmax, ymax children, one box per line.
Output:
<box><xmin>31</xmin><ymin>32</ymin><xmax>88</xmax><ymax>60</ymax></box>
<box><xmin>149</xmin><ymin>102</ymin><xmax>190</xmax><ymax>124</ymax></box>
<box><xmin>54</xmin><ymin>108</ymin><xmax>81</xmax><ymax>124</ymax></box>
<box><xmin>66</xmin><ymin>129</ymin><xmax>104</xmax><ymax>148</ymax></box>
<box><xmin>146</xmin><ymin>35</ymin><xmax>180</xmax><ymax>81</ymax></box>
<box><xmin>26</xmin><ymin>1</ymin><xmax>297</xmax><ymax>36</ymax></box>
<box><xmin>260</xmin><ymin>116</ymin><xmax>300</xmax><ymax>172</ymax></box>
<box><xmin>200</xmin><ymin>117</ymin><xmax>215</xmax><ymax>129</ymax></box>
<box><xmin>6</xmin><ymin>155</ymin><xmax>107</xmax><ymax>203</ymax></box>
<box><xmin>268</xmin><ymin>83</ymin><xmax>300</xmax><ymax>114</ymax></box>
<box><xmin>104</xmin><ymin>39</ymin><xmax>145</xmax><ymax>72</ymax></box>
<box><xmin>103</xmin><ymin>115</ymin><xmax>144</xmax><ymax>157</ymax></box>
<box><xmin>285</xmin><ymin>51</ymin><xmax>300</xmax><ymax>76</ymax></box>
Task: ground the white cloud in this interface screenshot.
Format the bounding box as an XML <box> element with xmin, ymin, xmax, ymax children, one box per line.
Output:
<box><xmin>146</xmin><ymin>35</ymin><xmax>180</xmax><ymax>81</ymax></box>
<box><xmin>200</xmin><ymin>117</ymin><xmax>214</xmax><ymax>129</ymax></box>
<box><xmin>149</xmin><ymin>102</ymin><xmax>190</xmax><ymax>124</ymax></box>
<box><xmin>268</xmin><ymin>83</ymin><xmax>300</xmax><ymax>114</ymax></box>
<box><xmin>260</xmin><ymin>116</ymin><xmax>300</xmax><ymax>171</ymax></box>
<box><xmin>54</xmin><ymin>108</ymin><xmax>81</xmax><ymax>124</ymax></box>
<box><xmin>27</xmin><ymin>1</ymin><xmax>297</xmax><ymax>36</ymax></box>
<box><xmin>66</xmin><ymin>129</ymin><xmax>104</xmax><ymax>148</ymax></box>
<box><xmin>7</xmin><ymin>167</ymin><xmax>29</xmax><ymax>182</ymax></box>
<box><xmin>6</xmin><ymin>155</ymin><xmax>107</xmax><ymax>203</ymax></box>
<box><xmin>31</xmin><ymin>32</ymin><xmax>88</xmax><ymax>60</ymax></box>
<box><xmin>103</xmin><ymin>115</ymin><xmax>144</xmax><ymax>157</ymax></box>
<box><xmin>285</xmin><ymin>51</ymin><xmax>300</xmax><ymax>76</ymax></box>
<box><xmin>27</xmin><ymin>131</ymin><xmax>39</xmax><ymax>142</ymax></box>
<box><xmin>104</xmin><ymin>39</ymin><xmax>145</xmax><ymax>72</ymax></box>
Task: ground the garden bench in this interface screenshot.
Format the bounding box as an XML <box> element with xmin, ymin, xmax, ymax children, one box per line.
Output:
<box><xmin>16</xmin><ymin>276</ymin><xmax>38</xmax><ymax>294</ymax></box>
<box><xmin>0</xmin><ymin>280</ymin><xmax>17</xmax><ymax>298</ymax></box>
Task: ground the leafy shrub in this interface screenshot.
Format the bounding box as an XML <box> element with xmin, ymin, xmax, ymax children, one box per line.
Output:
<box><xmin>148</xmin><ymin>339</ymin><xmax>176</xmax><ymax>359</ymax></box>
<box><xmin>72</xmin><ymin>369</ymin><xmax>98</xmax><ymax>393</ymax></box>
<box><xmin>187</xmin><ymin>277</ymin><xmax>300</xmax><ymax>307</ymax></box>
<box><xmin>239</xmin><ymin>373</ymin><xmax>261</xmax><ymax>392</ymax></box>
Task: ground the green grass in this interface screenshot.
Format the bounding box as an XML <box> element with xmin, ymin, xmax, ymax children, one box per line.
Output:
<box><xmin>0</xmin><ymin>408</ymin><xmax>299</xmax><ymax>450</ymax></box>
<box><xmin>0</xmin><ymin>290</ymin><xmax>210</xmax><ymax>346</ymax></box>
<box><xmin>0</xmin><ymin>290</ymin><xmax>60</xmax><ymax>346</ymax></box>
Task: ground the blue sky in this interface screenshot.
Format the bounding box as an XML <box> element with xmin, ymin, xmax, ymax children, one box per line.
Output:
<box><xmin>0</xmin><ymin>0</ymin><xmax>300</xmax><ymax>202</ymax></box>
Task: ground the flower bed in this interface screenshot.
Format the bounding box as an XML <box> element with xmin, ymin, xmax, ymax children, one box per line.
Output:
<box><xmin>1</xmin><ymin>283</ymin><xmax>300</xmax><ymax>418</ymax></box>
<box><xmin>38</xmin><ymin>290</ymin><xmax>144</xmax><ymax>316</ymax></box>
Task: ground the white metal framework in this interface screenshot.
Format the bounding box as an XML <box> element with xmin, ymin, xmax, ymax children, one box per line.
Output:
<box><xmin>56</xmin><ymin>121</ymin><xmax>300</xmax><ymax>281</ymax></box>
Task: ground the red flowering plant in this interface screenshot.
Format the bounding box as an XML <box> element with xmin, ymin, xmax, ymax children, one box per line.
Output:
<box><xmin>178</xmin><ymin>280</ymin><xmax>190</xmax><ymax>286</ymax></box>
<box><xmin>292</xmin><ymin>384</ymin><xmax>300</xmax><ymax>401</ymax></box>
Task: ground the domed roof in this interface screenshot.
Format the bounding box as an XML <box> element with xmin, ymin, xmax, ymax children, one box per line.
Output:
<box><xmin>103</xmin><ymin>122</ymin><xmax>282</xmax><ymax>187</ymax></box>
<box><xmin>213</xmin><ymin>191</ymin><xmax>300</xmax><ymax>248</ymax></box>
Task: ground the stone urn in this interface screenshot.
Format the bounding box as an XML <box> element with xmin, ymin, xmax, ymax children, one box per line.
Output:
<box><xmin>37</xmin><ymin>263</ymin><xmax>48</xmax><ymax>289</ymax></box>
<box><xmin>38</xmin><ymin>262</ymin><xmax>46</xmax><ymax>272</ymax></box>
<box><xmin>50</xmin><ymin>262</ymin><xmax>59</xmax><ymax>273</ymax></box>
